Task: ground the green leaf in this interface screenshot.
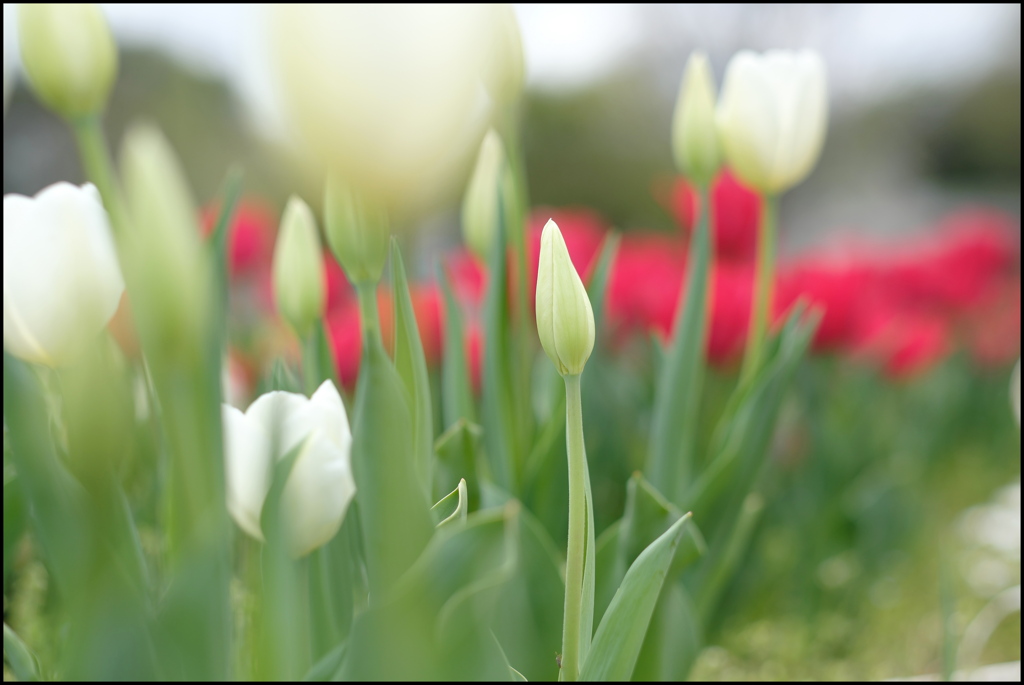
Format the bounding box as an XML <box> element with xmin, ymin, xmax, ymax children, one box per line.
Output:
<box><xmin>434</xmin><ymin>419</ymin><xmax>483</xmax><ymax>507</ymax></box>
<box><xmin>646</xmin><ymin>192</ymin><xmax>712</xmax><ymax>505</ymax></box>
<box><xmin>493</xmin><ymin>507</ymin><xmax>565</xmax><ymax>681</ymax></box>
<box><xmin>4</xmin><ymin>622</ymin><xmax>40</xmax><ymax>682</ymax></box>
<box><xmin>437</xmin><ymin>265</ymin><xmax>476</xmax><ymax>427</ymax></box>
<box><xmin>346</xmin><ymin>505</ymin><xmax>520</xmax><ymax>680</ymax></box>
<box><xmin>580</xmin><ymin>513</ymin><xmax>695</xmax><ymax>681</ymax></box>
<box><xmin>391</xmin><ymin>239</ymin><xmax>434</xmax><ymax>496</ymax></box>
<box><xmin>268</xmin><ymin>357</ymin><xmax>302</xmax><ymax>393</ymax></box>
<box><xmin>481</xmin><ymin>195</ymin><xmax>519</xmax><ymax>492</ymax></box>
<box><xmin>632</xmin><ymin>580</ymin><xmax>703</xmax><ymax>681</ymax></box>
<box><xmin>210</xmin><ymin>165</ymin><xmax>244</xmax><ymax>307</ymax></box>
<box><xmin>682</xmin><ymin>303</ymin><xmax>818</xmax><ymax>519</ymax></box>
<box><xmin>302</xmin><ymin>640</ymin><xmax>347</xmax><ymax>681</ymax></box>
<box><xmin>586</xmin><ymin>231</ymin><xmax>620</xmax><ymax>336</ymax></box>
<box><xmin>350</xmin><ymin>333</ymin><xmax>434</xmax><ymax>600</ymax></box>
<box><xmin>431</xmin><ymin>478</ymin><xmax>469</xmax><ymax>528</ymax></box>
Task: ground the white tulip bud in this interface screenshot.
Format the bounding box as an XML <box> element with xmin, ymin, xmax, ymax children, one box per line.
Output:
<box><xmin>120</xmin><ymin>125</ymin><xmax>212</xmax><ymax>356</ymax></box>
<box><xmin>4</xmin><ymin>182</ymin><xmax>124</xmax><ymax>366</ymax></box>
<box><xmin>18</xmin><ymin>3</ymin><xmax>117</xmax><ymax>119</ymax></box>
<box><xmin>273</xmin><ymin>197</ymin><xmax>325</xmax><ymax>338</ymax></box>
<box><xmin>223</xmin><ymin>380</ymin><xmax>355</xmax><ymax>558</ymax></box>
<box><xmin>323</xmin><ymin>177</ymin><xmax>389</xmax><ymax>286</ymax></box>
<box><xmin>672</xmin><ymin>51</ymin><xmax>722</xmax><ymax>185</ymax></box>
<box><xmin>536</xmin><ymin>219</ymin><xmax>595</xmax><ymax>377</ymax></box>
<box><xmin>461</xmin><ymin>129</ymin><xmax>514</xmax><ymax>261</ymax></box>
<box><xmin>716</xmin><ymin>49</ymin><xmax>828</xmax><ymax>195</ymax></box>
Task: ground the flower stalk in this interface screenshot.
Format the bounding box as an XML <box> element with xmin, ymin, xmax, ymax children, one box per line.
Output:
<box><xmin>561</xmin><ymin>372</ymin><xmax>587</xmax><ymax>681</ymax></box>
<box><xmin>742</xmin><ymin>194</ymin><xmax>778</xmax><ymax>383</ymax></box>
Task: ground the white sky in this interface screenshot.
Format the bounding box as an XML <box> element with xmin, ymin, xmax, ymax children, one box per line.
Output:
<box><xmin>4</xmin><ymin>3</ymin><xmax>1018</xmax><ymax>138</ymax></box>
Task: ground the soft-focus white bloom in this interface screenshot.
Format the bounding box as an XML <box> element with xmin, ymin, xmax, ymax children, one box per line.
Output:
<box><xmin>273</xmin><ymin>196</ymin><xmax>325</xmax><ymax>338</ymax></box>
<box><xmin>273</xmin><ymin>5</ymin><xmax>498</xmax><ymax>208</ymax></box>
<box><xmin>672</xmin><ymin>51</ymin><xmax>722</xmax><ymax>184</ymax></box>
<box><xmin>716</xmin><ymin>49</ymin><xmax>828</xmax><ymax>195</ymax></box>
<box><xmin>223</xmin><ymin>380</ymin><xmax>355</xmax><ymax>557</ymax></box>
<box><xmin>3</xmin><ymin>50</ymin><xmax>12</xmax><ymax>115</ymax></box>
<box><xmin>3</xmin><ymin>182</ymin><xmax>124</xmax><ymax>366</ymax></box>
<box><xmin>18</xmin><ymin>3</ymin><xmax>117</xmax><ymax>118</ymax></box>
<box><xmin>536</xmin><ymin>219</ymin><xmax>595</xmax><ymax>377</ymax></box>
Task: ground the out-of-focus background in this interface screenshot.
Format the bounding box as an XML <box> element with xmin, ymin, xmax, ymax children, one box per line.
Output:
<box><xmin>4</xmin><ymin>5</ymin><xmax>1020</xmax><ymax>681</ymax></box>
<box><xmin>4</xmin><ymin>3</ymin><xmax>1020</xmax><ymax>260</ymax></box>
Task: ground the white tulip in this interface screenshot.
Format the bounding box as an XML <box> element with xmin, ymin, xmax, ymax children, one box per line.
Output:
<box><xmin>4</xmin><ymin>182</ymin><xmax>124</xmax><ymax>366</ymax></box>
<box><xmin>536</xmin><ymin>219</ymin><xmax>595</xmax><ymax>377</ymax></box>
<box><xmin>716</xmin><ymin>50</ymin><xmax>827</xmax><ymax>195</ymax></box>
<box><xmin>222</xmin><ymin>380</ymin><xmax>355</xmax><ymax>558</ymax></box>
<box><xmin>273</xmin><ymin>5</ymin><xmax>497</xmax><ymax>208</ymax></box>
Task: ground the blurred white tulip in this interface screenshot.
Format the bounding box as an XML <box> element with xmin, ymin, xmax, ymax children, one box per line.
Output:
<box><xmin>672</xmin><ymin>51</ymin><xmax>722</xmax><ymax>185</ymax></box>
<box><xmin>716</xmin><ymin>50</ymin><xmax>828</xmax><ymax>195</ymax></box>
<box><xmin>3</xmin><ymin>182</ymin><xmax>124</xmax><ymax>366</ymax></box>
<box><xmin>273</xmin><ymin>5</ymin><xmax>498</xmax><ymax>210</ymax></box>
<box><xmin>18</xmin><ymin>3</ymin><xmax>117</xmax><ymax>119</ymax></box>
<box><xmin>273</xmin><ymin>196</ymin><xmax>325</xmax><ymax>338</ymax></box>
<box><xmin>536</xmin><ymin>219</ymin><xmax>595</xmax><ymax>377</ymax></box>
<box><xmin>462</xmin><ymin>129</ymin><xmax>515</xmax><ymax>261</ymax></box>
<box><xmin>223</xmin><ymin>380</ymin><xmax>355</xmax><ymax>557</ymax></box>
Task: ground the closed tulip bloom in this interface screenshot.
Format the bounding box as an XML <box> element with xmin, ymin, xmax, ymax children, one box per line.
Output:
<box><xmin>273</xmin><ymin>196</ymin><xmax>325</xmax><ymax>338</ymax></box>
<box><xmin>18</xmin><ymin>3</ymin><xmax>117</xmax><ymax>119</ymax></box>
<box><xmin>4</xmin><ymin>182</ymin><xmax>124</xmax><ymax>366</ymax></box>
<box><xmin>716</xmin><ymin>50</ymin><xmax>827</xmax><ymax>195</ymax></box>
<box><xmin>672</xmin><ymin>51</ymin><xmax>722</xmax><ymax>184</ymax></box>
<box><xmin>223</xmin><ymin>380</ymin><xmax>355</xmax><ymax>558</ymax></box>
<box><xmin>462</xmin><ymin>129</ymin><xmax>514</xmax><ymax>261</ymax></box>
<box><xmin>536</xmin><ymin>219</ymin><xmax>595</xmax><ymax>377</ymax></box>
<box><xmin>324</xmin><ymin>178</ymin><xmax>389</xmax><ymax>287</ymax></box>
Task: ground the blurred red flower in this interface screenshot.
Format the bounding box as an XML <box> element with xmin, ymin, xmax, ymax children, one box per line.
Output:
<box><xmin>663</xmin><ymin>170</ymin><xmax>762</xmax><ymax>264</ymax></box>
<box><xmin>200</xmin><ymin>197</ymin><xmax>277</xmax><ymax>277</ymax></box>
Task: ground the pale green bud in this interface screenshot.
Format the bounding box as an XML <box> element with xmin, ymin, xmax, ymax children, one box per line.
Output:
<box><xmin>120</xmin><ymin>124</ymin><xmax>211</xmax><ymax>358</ymax></box>
<box><xmin>323</xmin><ymin>177</ymin><xmax>389</xmax><ymax>287</ymax></box>
<box><xmin>461</xmin><ymin>129</ymin><xmax>515</xmax><ymax>261</ymax></box>
<box><xmin>535</xmin><ymin>219</ymin><xmax>595</xmax><ymax>377</ymax></box>
<box><xmin>18</xmin><ymin>3</ymin><xmax>117</xmax><ymax>119</ymax></box>
<box><xmin>672</xmin><ymin>51</ymin><xmax>722</xmax><ymax>185</ymax></box>
<box><xmin>273</xmin><ymin>197</ymin><xmax>325</xmax><ymax>338</ymax></box>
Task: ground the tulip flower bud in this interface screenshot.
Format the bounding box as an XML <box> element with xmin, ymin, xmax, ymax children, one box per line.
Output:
<box><xmin>273</xmin><ymin>197</ymin><xmax>325</xmax><ymax>338</ymax></box>
<box><xmin>323</xmin><ymin>178</ymin><xmax>389</xmax><ymax>287</ymax></box>
<box><xmin>536</xmin><ymin>219</ymin><xmax>595</xmax><ymax>377</ymax></box>
<box><xmin>120</xmin><ymin>125</ymin><xmax>211</xmax><ymax>357</ymax></box>
<box><xmin>461</xmin><ymin>129</ymin><xmax>515</xmax><ymax>261</ymax></box>
<box><xmin>3</xmin><ymin>182</ymin><xmax>124</xmax><ymax>366</ymax></box>
<box><xmin>223</xmin><ymin>380</ymin><xmax>355</xmax><ymax>558</ymax></box>
<box><xmin>672</xmin><ymin>51</ymin><xmax>722</xmax><ymax>185</ymax></box>
<box><xmin>18</xmin><ymin>3</ymin><xmax>117</xmax><ymax>119</ymax></box>
<box><xmin>716</xmin><ymin>49</ymin><xmax>827</xmax><ymax>195</ymax></box>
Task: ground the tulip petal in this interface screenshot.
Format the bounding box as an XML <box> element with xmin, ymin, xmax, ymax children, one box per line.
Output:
<box><xmin>3</xmin><ymin>182</ymin><xmax>123</xmax><ymax>366</ymax></box>
<box><xmin>223</xmin><ymin>404</ymin><xmax>272</xmax><ymax>542</ymax></box>
<box><xmin>281</xmin><ymin>431</ymin><xmax>356</xmax><ymax>558</ymax></box>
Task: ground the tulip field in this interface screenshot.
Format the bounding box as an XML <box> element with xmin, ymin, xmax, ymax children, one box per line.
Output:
<box><xmin>3</xmin><ymin>4</ymin><xmax>1020</xmax><ymax>682</ymax></box>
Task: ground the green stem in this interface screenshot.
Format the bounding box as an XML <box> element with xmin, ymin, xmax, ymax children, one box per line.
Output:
<box><xmin>741</xmin><ymin>194</ymin><xmax>778</xmax><ymax>384</ymax></box>
<box><xmin>301</xmin><ymin>331</ymin><xmax>319</xmax><ymax>397</ymax></box>
<box><xmin>355</xmin><ymin>283</ymin><xmax>382</xmax><ymax>352</ymax></box>
<box><xmin>70</xmin><ymin>115</ymin><xmax>131</xmax><ymax>238</ymax></box>
<box><xmin>561</xmin><ymin>373</ymin><xmax>587</xmax><ymax>681</ymax></box>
